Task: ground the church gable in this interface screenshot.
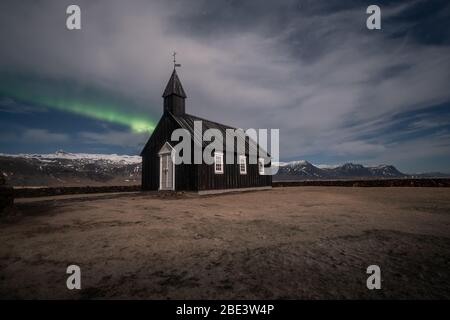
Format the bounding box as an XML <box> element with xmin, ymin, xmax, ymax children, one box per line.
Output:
<box><xmin>158</xmin><ymin>141</ymin><xmax>174</xmax><ymax>155</ymax></box>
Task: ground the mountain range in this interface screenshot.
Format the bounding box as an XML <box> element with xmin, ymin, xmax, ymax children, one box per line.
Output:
<box><xmin>275</xmin><ymin>160</ymin><xmax>406</xmax><ymax>180</ymax></box>
<box><xmin>0</xmin><ymin>151</ymin><xmax>448</xmax><ymax>187</ymax></box>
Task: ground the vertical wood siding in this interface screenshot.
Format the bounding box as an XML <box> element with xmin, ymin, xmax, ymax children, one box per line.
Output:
<box><xmin>142</xmin><ymin>114</ymin><xmax>272</xmax><ymax>191</ymax></box>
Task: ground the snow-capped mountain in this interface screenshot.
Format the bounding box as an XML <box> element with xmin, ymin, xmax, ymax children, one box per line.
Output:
<box><xmin>0</xmin><ymin>151</ymin><xmax>141</xmax><ymax>187</ymax></box>
<box><xmin>365</xmin><ymin>164</ymin><xmax>405</xmax><ymax>177</ymax></box>
<box><xmin>275</xmin><ymin>161</ymin><xmax>406</xmax><ymax>180</ymax></box>
<box><xmin>2</xmin><ymin>150</ymin><xmax>141</xmax><ymax>164</ymax></box>
<box><xmin>275</xmin><ymin>160</ymin><xmax>326</xmax><ymax>178</ymax></box>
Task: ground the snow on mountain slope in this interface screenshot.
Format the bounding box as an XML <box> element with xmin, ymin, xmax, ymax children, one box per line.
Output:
<box><xmin>0</xmin><ymin>150</ymin><xmax>141</xmax><ymax>164</ymax></box>
<box><xmin>0</xmin><ymin>151</ymin><xmax>142</xmax><ymax>187</ymax></box>
<box><xmin>275</xmin><ymin>160</ymin><xmax>406</xmax><ymax>180</ymax></box>
<box><xmin>276</xmin><ymin>160</ymin><xmax>326</xmax><ymax>178</ymax></box>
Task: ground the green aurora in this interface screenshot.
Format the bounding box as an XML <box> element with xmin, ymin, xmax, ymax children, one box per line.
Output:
<box><xmin>0</xmin><ymin>75</ymin><xmax>156</xmax><ymax>134</ymax></box>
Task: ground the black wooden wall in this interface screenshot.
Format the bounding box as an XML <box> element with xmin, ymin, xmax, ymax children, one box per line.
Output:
<box><xmin>197</xmin><ymin>153</ymin><xmax>272</xmax><ymax>191</ymax></box>
<box><xmin>142</xmin><ymin>113</ymin><xmax>272</xmax><ymax>191</ymax></box>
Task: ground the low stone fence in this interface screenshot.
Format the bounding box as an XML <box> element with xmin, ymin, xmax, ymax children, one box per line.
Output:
<box><xmin>272</xmin><ymin>178</ymin><xmax>450</xmax><ymax>188</ymax></box>
<box><xmin>0</xmin><ymin>185</ymin><xmax>14</xmax><ymax>211</ymax></box>
<box><xmin>0</xmin><ymin>176</ymin><xmax>14</xmax><ymax>212</ymax></box>
<box><xmin>13</xmin><ymin>185</ymin><xmax>141</xmax><ymax>198</ymax></box>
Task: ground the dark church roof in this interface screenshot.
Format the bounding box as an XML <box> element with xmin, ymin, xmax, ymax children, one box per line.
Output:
<box><xmin>162</xmin><ymin>69</ymin><xmax>187</xmax><ymax>98</ymax></box>
<box><xmin>170</xmin><ymin>112</ymin><xmax>269</xmax><ymax>159</ymax></box>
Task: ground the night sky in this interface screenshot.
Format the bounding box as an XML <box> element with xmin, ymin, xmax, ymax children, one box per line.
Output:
<box><xmin>0</xmin><ymin>0</ymin><xmax>449</xmax><ymax>173</ymax></box>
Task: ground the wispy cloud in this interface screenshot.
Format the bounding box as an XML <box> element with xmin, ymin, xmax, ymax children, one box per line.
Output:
<box><xmin>79</xmin><ymin>130</ymin><xmax>147</xmax><ymax>148</ymax></box>
<box><xmin>21</xmin><ymin>129</ymin><xmax>69</xmax><ymax>144</ymax></box>
<box><xmin>0</xmin><ymin>0</ymin><xmax>449</xmax><ymax>171</ymax></box>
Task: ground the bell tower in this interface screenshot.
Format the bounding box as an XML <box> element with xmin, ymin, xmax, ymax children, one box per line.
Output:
<box><xmin>162</xmin><ymin>53</ymin><xmax>186</xmax><ymax>115</ymax></box>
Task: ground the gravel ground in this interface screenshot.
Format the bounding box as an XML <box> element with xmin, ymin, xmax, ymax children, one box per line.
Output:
<box><xmin>1</xmin><ymin>187</ymin><xmax>449</xmax><ymax>299</ymax></box>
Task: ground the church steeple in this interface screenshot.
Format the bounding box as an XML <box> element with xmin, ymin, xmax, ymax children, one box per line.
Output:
<box><xmin>162</xmin><ymin>54</ymin><xmax>186</xmax><ymax>115</ymax></box>
<box><xmin>163</xmin><ymin>69</ymin><xmax>187</xmax><ymax>99</ymax></box>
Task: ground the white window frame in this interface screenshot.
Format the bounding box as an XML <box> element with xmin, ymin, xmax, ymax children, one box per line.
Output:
<box><xmin>239</xmin><ymin>155</ymin><xmax>247</xmax><ymax>175</ymax></box>
<box><xmin>258</xmin><ymin>158</ymin><xmax>265</xmax><ymax>175</ymax></box>
<box><xmin>214</xmin><ymin>152</ymin><xmax>224</xmax><ymax>174</ymax></box>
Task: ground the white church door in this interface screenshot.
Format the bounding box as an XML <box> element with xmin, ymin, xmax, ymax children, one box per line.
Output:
<box><xmin>159</xmin><ymin>142</ymin><xmax>175</xmax><ymax>190</ymax></box>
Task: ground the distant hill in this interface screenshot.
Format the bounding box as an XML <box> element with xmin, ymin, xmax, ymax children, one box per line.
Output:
<box><xmin>0</xmin><ymin>152</ymin><xmax>448</xmax><ymax>186</ymax></box>
<box><xmin>274</xmin><ymin>160</ymin><xmax>447</xmax><ymax>181</ymax></box>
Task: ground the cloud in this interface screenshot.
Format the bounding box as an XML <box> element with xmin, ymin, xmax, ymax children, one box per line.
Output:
<box><xmin>21</xmin><ymin>129</ymin><xmax>69</xmax><ymax>144</ymax></box>
<box><xmin>0</xmin><ymin>97</ymin><xmax>48</xmax><ymax>114</ymax></box>
<box><xmin>0</xmin><ymin>0</ymin><xmax>449</xmax><ymax>171</ymax></box>
<box><xmin>79</xmin><ymin>130</ymin><xmax>148</xmax><ymax>148</ymax></box>
<box><xmin>330</xmin><ymin>140</ymin><xmax>386</xmax><ymax>156</ymax></box>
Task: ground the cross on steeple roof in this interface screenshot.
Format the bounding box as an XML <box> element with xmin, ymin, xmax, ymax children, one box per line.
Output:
<box><xmin>172</xmin><ymin>51</ymin><xmax>181</xmax><ymax>69</ymax></box>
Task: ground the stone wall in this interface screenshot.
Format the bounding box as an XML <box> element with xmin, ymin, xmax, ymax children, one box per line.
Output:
<box><xmin>273</xmin><ymin>178</ymin><xmax>450</xmax><ymax>188</ymax></box>
<box><xmin>0</xmin><ymin>175</ymin><xmax>14</xmax><ymax>213</ymax></box>
<box><xmin>14</xmin><ymin>185</ymin><xmax>141</xmax><ymax>198</ymax></box>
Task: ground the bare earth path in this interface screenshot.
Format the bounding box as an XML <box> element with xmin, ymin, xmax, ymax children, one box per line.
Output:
<box><xmin>1</xmin><ymin>187</ymin><xmax>450</xmax><ymax>299</ymax></box>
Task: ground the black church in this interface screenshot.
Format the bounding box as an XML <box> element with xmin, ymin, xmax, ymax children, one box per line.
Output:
<box><xmin>140</xmin><ymin>67</ymin><xmax>272</xmax><ymax>194</ymax></box>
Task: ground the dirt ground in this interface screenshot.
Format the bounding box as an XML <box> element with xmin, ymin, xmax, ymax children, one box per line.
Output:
<box><xmin>1</xmin><ymin>187</ymin><xmax>450</xmax><ymax>299</ymax></box>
